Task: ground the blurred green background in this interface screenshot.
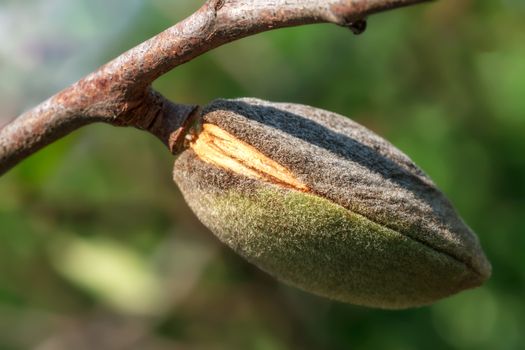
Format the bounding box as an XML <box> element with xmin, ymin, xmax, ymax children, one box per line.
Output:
<box><xmin>0</xmin><ymin>0</ymin><xmax>524</xmax><ymax>349</ymax></box>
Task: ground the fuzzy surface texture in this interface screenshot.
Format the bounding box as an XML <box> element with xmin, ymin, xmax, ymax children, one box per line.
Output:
<box><xmin>173</xmin><ymin>98</ymin><xmax>491</xmax><ymax>309</ymax></box>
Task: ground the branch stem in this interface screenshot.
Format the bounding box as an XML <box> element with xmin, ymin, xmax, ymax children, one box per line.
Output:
<box><xmin>0</xmin><ymin>0</ymin><xmax>430</xmax><ymax>176</ymax></box>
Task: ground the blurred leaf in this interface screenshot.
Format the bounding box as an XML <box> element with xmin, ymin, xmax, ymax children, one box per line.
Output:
<box><xmin>50</xmin><ymin>236</ymin><xmax>165</xmax><ymax>316</ymax></box>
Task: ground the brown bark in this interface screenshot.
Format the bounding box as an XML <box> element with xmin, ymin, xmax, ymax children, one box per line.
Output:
<box><xmin>0</xmin><ymin>0</ymin><xmax>430</xmax><ymax>176</ymax></box>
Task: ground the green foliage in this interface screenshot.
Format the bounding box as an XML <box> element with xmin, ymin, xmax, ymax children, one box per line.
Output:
<box><xmin>0</xmin><ymin>0</ymin><xmax>524</xmax><ymax>348</ymax></box>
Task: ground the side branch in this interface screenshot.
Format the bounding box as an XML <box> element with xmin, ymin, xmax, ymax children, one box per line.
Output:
<box><xmin>0</xmin><ymin>0</ymin><xmax>430</xmax><ymax>176</ymax></box>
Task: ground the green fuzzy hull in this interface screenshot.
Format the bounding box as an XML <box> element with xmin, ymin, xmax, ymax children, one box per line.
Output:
<box><xmin>184</xmin><ymin>186</ymin><xmax>482</xmax><ymax>309</ymax></box>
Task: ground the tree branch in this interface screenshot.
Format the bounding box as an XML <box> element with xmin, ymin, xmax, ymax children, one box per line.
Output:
<box><xmin>0</xmin><ymin>0</ymin><xmax>430</xmax><ymax>176</ymax></box>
